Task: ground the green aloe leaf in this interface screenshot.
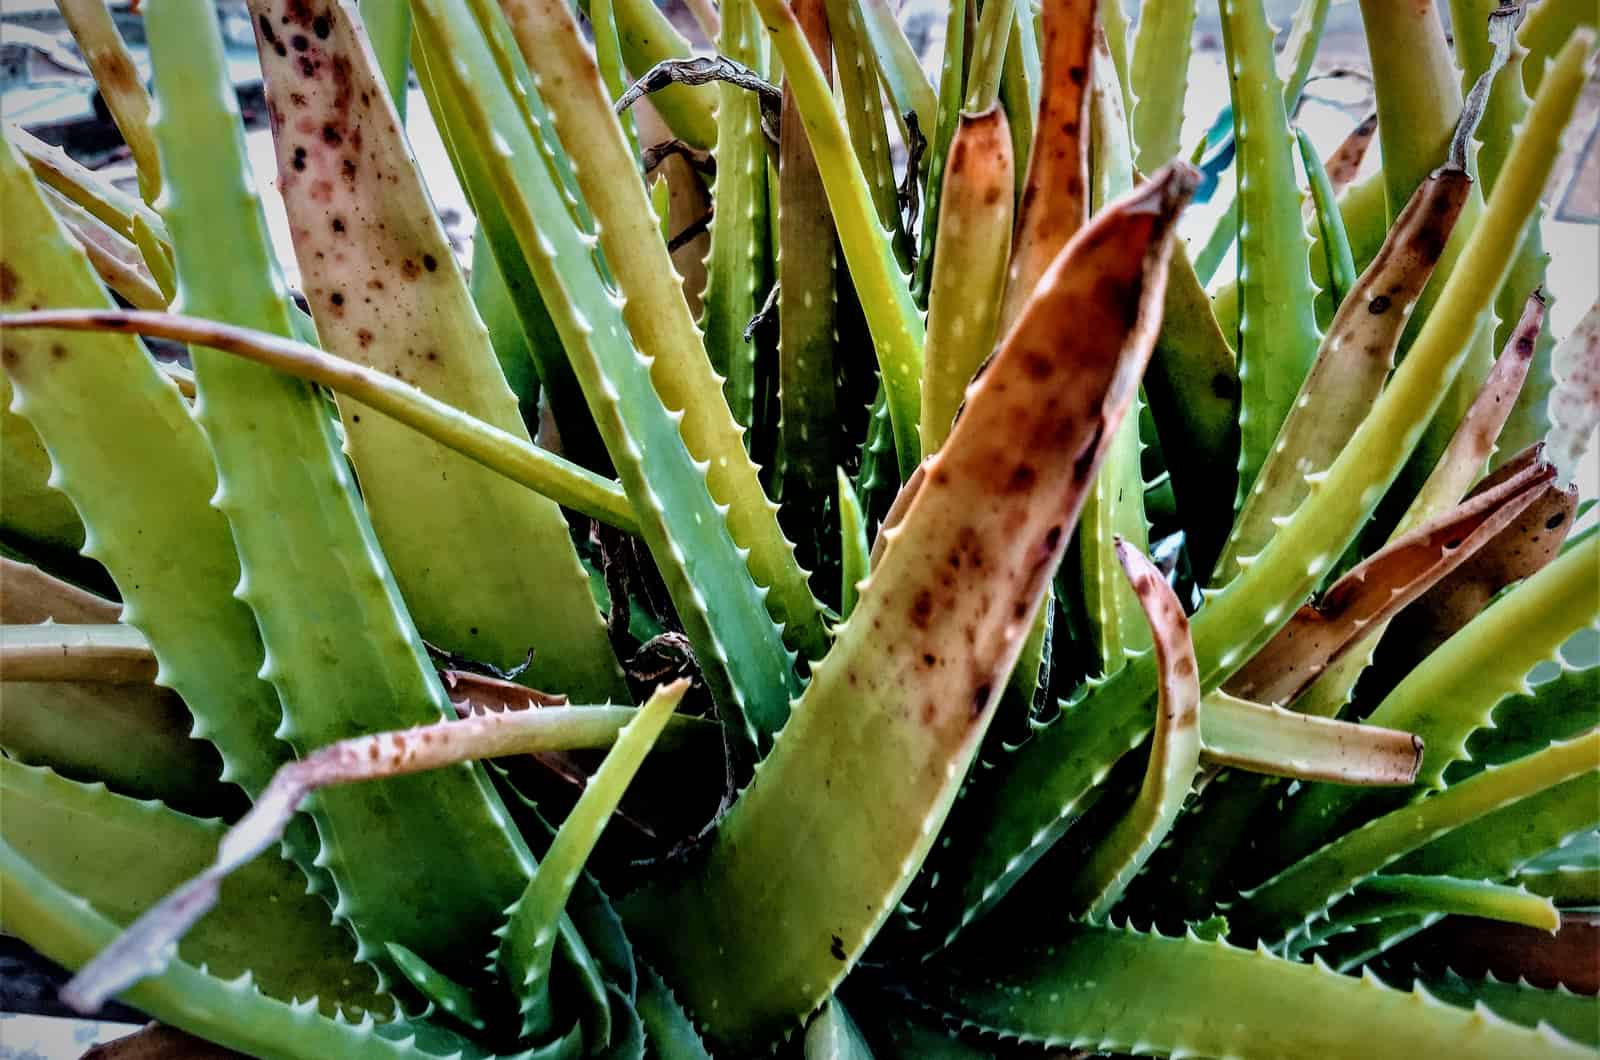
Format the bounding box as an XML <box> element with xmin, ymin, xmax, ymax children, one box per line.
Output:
<box><xmin>804</xmin><ymin>998</ymin><xmax>876</xmax><ymax>1060</ymax></box>
<box><xmin>1129</xmin><ymin>0</ymin><xmax>1197</xmax><ymax>171</ymax></box>
<box><xmin>1417</xmin><ymin>969</ymin><xmax>1600</xmax><ymax>1048</ymax></box>
<box><xmin>0</xmin><ymin>309</ymin><xmax>638</xmax><ymax>533</ymax></box>
<box><xmin>768</xmin><ymin>0</ymin><xmax>926</xmax><ymax>479</ymax></box>
<box><xmin>408</xmin><ymin>0</ymin><xmax>802</xmax><ymax>747</ymax></box>
<box><xmin>1273</xmin><ymin>533</ymin><xmax>1599</xmax><ymax>866</ymax></box>
<box><xmin>144</xmin><ymin>0</ymin><xmax>541</xmax><ymax>982</ymax></box>
<box><xmin>0</xmin><ymin>836</ymin><xmax>523</xmax><ymax>1060</ymax></box>
<box><xmin>0</xmin><ymin>131</ymin><xmax>308</xmax><ymax>870</ymax></box>
<box><xmin>497</xmin><ymin>682</ymin><xmax>687</xmax><ymax>1042</ymax></box>
<box><xmin>1</xmin><ymin>758</ymin><xmax>388</xmax><ymax>1017</ymax></box>
<box><xmin>915</xmin><ymin>919</ymin><xmax>1592</xmax><ymax>1059</ymax></box>
<box><xmin>1219</xmin><ymin>0</ymin><xmax>1324</xmax><ymax>504</ymax></box>
<box><xmin>1241</xmin><ymin>730</ymin><xmax>1600</xmax><ymax>948</ymax></box>
<box><xmin>700</xmin><ymin>0</ymin><xmax>772</xmax><ymax>431</ymax></box>
<box><xmin>775</xmin><ymin>0</ymin><xmax>840</xmax><ymax>518</ymax></box>
<box><xmin>491</xmin><ymin>0</ymin><xmax>829</xmax><ymax>662</ymax></box>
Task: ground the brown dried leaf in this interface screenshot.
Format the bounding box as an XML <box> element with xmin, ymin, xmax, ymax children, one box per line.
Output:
<box><xmin>1386</xmin><ymin>443</ymin><xmax>1578</xmax><ymax>668</ymax></box>
<box><xmin>0</xmin><ymin>558</ymin><xmax>120</xmax><ymax>624</ymax></box>
<box><xmin>1227</xmin><ymin>454</ymin><xmax>1558</xmax><ymax>704</ymax></box>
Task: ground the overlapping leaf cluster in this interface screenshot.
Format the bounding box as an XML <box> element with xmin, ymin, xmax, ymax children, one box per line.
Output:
<box><xmin>0</xmin><ymin>0</ymin><xmax>1596</xmax><ymax>1057</ymax></box>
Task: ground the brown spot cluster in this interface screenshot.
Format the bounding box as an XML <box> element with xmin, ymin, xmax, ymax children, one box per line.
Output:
<box><xmin>949</xmin><ymin>525</ymin><xmax>983</xmax><ymax>571</ymax></box>
<box><xmin>1005</xmin><ymin>462</ymin><xmax>1037</xmax><ymax>492</ymax></box>
<box><xmin>258</xmin><ymin>13</ymin><xmax>288</xmax><ymax>57</ymax></box>
<box><xmin>908</xmin><ymin>589</ymin><xmax>935</xmax><ymax>631</ymax></box>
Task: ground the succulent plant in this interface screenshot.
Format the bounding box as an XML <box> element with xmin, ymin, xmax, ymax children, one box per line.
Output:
<box><xmin>0</xmin><ymin>0</ymin><xmax>1597</xmax><ymax>1056</ymax></box>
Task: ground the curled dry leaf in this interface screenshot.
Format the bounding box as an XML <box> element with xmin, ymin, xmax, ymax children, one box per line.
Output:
<box><xmin>1227</xmin><ymin>452</ymin><xmax>1558</xmax><ymax>705</ymax></box>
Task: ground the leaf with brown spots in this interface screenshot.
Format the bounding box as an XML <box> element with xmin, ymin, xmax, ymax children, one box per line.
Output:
<box><xmin>1226</xmin><ymin>451</ymin><xmax>1558</xmax><ymax>706</ymax></box>
<box><xmin>57</xmin><ymin>0</ymin><xmax>162</xmax><ymax>203</ymax></box>
<box><xmin>243</xmin><ymin>0</ymin><xmax>626</xmax><ymax>703</ymax></box>
<box><xmin>920</xmin><ymin>105</ymin><xmax>1013</xmax><ymax>455</ymax></box>
<box><xmin>997</xmin><ymin>0</ymin><xmax>1094</xmax><ymax>333</ymax></box>
<box><xmin>622</xmin><ymin>162</ymin><xmax>1197</xmax><ymax>1045</ymax></box>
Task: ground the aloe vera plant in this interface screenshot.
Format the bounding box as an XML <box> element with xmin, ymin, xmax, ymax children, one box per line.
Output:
<box><xmin>0</xmin><ymin>0</ymin><xmax>1596</xmax><ymax>1056</ymax></box>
